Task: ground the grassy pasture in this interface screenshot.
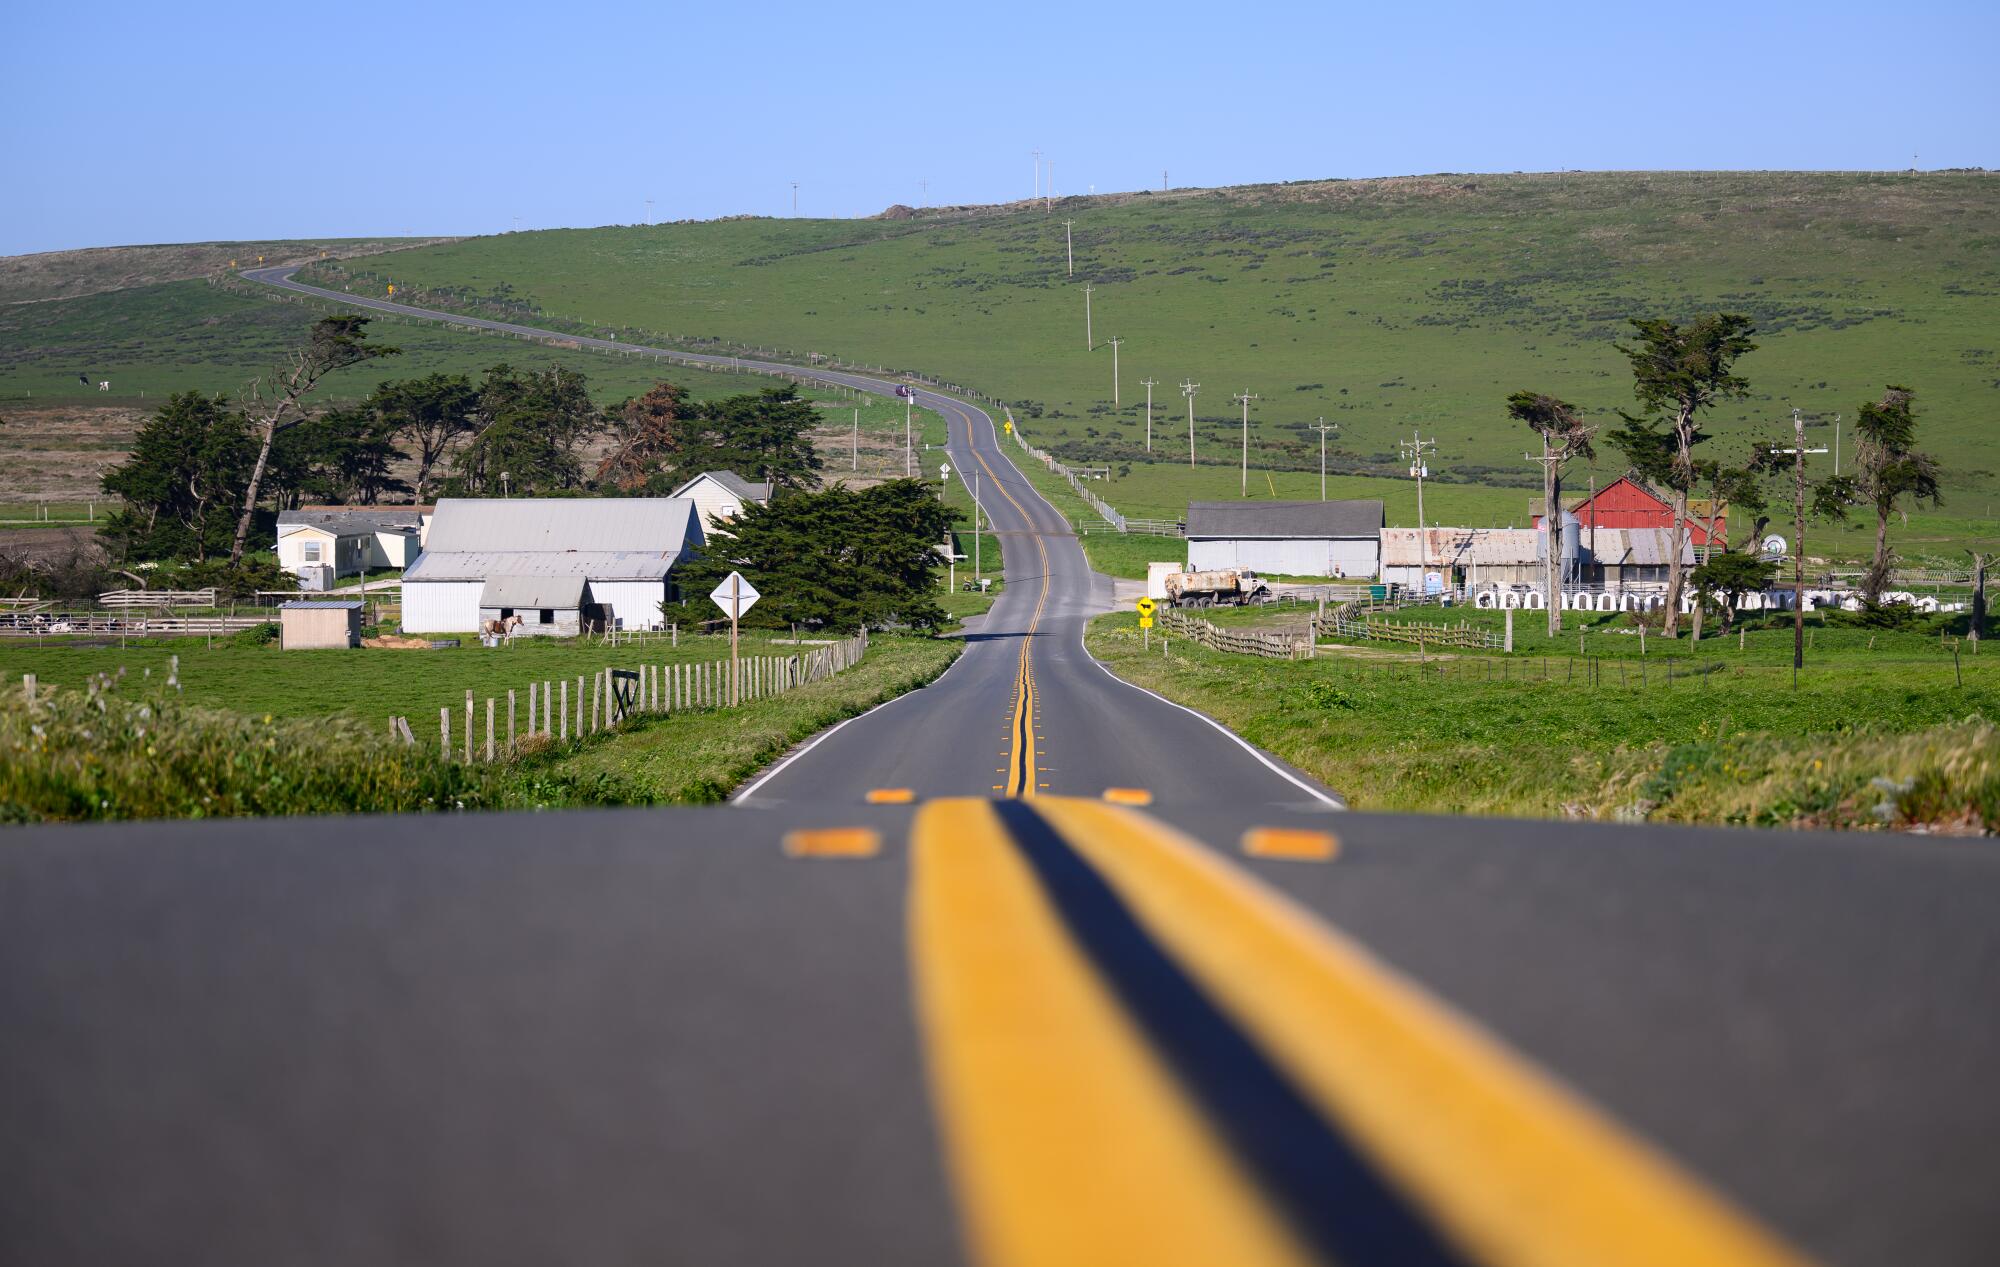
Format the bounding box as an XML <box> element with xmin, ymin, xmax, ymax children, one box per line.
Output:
<box><xmin>298</xmin><ymin>171</ymin><xmax>2000</xmax><ymax>559</ymax></box>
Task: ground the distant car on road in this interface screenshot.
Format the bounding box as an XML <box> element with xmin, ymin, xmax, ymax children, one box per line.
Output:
<box><xmin>894</xmin><ymin>384</ymin><xmax>915</xmax><ymax>398</ymax></box>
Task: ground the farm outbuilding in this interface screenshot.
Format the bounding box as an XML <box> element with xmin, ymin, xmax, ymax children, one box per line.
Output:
<box><xmin>276</xmin><ymin>506</ymin><xmax>429</xmax><ymax>589</ymax></box>
<box><xmin>1381</xmin><ymin>528</ymin><xmax>1542</xmax><ymax>592</ymax></box>
<box><xmin>1185</xmin><ymin>500</ymin><xmax>1383</xmax><ymax>577</ymax></box>
<box><xmin>279</xmin><ymin>600</ymin><xmax>363</xmax><ymax>650</ymax></box>
<box><xmin>670</xmin><ymin>470</ymin><xmax>773</xmax><ymax>535</ymax></box>
<box><xmin>401</xmin><ymin>498</ymin><xmax>705</xmax><ymax>635</ymax></box>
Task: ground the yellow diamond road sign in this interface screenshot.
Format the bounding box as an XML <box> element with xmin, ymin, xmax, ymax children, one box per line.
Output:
<box><xmin>1135</xmin><ymin>597</ymin><xmax>1156</xmax><ymax>615</ymax></box>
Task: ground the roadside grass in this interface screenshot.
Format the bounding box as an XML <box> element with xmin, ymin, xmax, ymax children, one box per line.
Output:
<box><xmin>298</xmin><ymin>170</ymin><xmax>2000</xmax><ymax>562</ymax></box>
<box><xmin>1087</xmin><ymin>611</ymin><xmax>2000</xmax><ymax>830</ymax></box>
<box><xmin>499</xmin><ymin>634</ymin><xmax>960</xmax><ymax>804</ymax></box>
<box><xmin>0</xmin><ymin>627</ymin><xmax>866</xmax><ymax>726</ymax></box>
<box><xmin>2</xmin><ymin>672</ymin><xmax>493</xmax><ymax>822</ymax></box>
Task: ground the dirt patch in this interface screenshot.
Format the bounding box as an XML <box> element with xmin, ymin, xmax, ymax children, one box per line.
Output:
<box><xmin>0</xmin><ymin>525</ymin><xmax>104</xmax><ymax>564</ymax></box>
<box><xmin>0</xmin><ymin>405</ymin><xmax>147</xmax><ymax>501</ymax></box>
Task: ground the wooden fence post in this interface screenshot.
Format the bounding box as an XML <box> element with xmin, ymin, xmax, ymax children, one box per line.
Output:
<box><xmin>464</xmin><ymin>691</ymin><xmax>473</xmax><ymax>762</ymax></box>
<box><xmin>560</xmin><ymin>680</ymin><xmax>568</xmax><ymax>740</ymax></box>
<box><xmin>508</xmin><ymin>689</ymin><xmax>517</xmax><ymax>751</ymax></box>
<box><xmin>486</xmin><ymin>699</ymin><xmax>495</xmax><ymax>762</ymax></box>
<box><xmin>575</xmin><ymin>675</ymin><xmax>584</xmax><ymax>734</ymax></box>
<box><xmin>528</xmin><ymin>682</ymin><xmax>537</xmax><ymax>735</ymax></box>
<box><xmin>440</xmin><ymin>707</ymin><xmax>450</xmax><ymax>759</ymax></box>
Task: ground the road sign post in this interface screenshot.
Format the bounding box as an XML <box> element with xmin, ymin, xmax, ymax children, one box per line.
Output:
<box><xmin>710</xmin><ymin>572</ymin><xmax>761</xmax><ymax>706</ymax></box>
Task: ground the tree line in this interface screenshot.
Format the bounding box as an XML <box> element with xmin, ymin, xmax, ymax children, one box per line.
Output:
<box><xmin>99</xmin><ymin>316</ymin><xmax>826</xmax><ymax>565</ymax></box>
<box><xmin>1510</xmin><ymin>313</ymin><xmax>1940</xmax><ymax>638</ymax></box>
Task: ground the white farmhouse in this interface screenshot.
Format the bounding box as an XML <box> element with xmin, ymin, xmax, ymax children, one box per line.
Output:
<box><xmin>275</xmin><ymin>506</ymin><xmax>428</xmax><ymax>587</ymax></box>
<box><xmin>400</xmin><ymin>498</ymin><xmax>705</xmax><ymax>635</ymax></box>
<box><xmin>1185</xmin><ymin>500</ymin><xmax>1383</xmax><ymax>577</ymax></box>
<box><xmin>669</xmin><ymin>470</ymin><xmax>772</xmax><ymax>534</ymax></box>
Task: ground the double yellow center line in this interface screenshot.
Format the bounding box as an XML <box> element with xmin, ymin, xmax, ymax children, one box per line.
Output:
<box><xmin>911</xmin><ymin>797</ymin><xmax>1812</xmax><ymax>1267</ymax></box>
<box><xmin>945</xmin><ymin>401</ymin><xmax>1051</xmax><ymax>800</ymax></box>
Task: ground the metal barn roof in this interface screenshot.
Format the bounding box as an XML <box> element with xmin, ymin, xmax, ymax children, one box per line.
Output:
<box><xmin>1381</xmin><ymin>527</ymin><xmax>1541</xmax><ymax>567</ymax></box>
<box><xmin>404</xmin><ymin>551</ymin><xmax>681</xmax><ymax>583</ymax></box>
<box><xmin>422</xmin><ymin>498</ymin><xmax>702</xmax><ymax>556</ymax></box>
<box><xmin>480</xmin><ymin>576</ymin><xmax>587</xmax><ymax>609</ymax></box>
<box><xmin>277</xmin><ymin>507</ymin><xmax>427</xmax><ymax>536</ymax></box>
<box><xmin>1185</xmin><ymin>500</ymin><xmax>1384</xmax><ymax>540</ymax></box>
<box><xmin>280</xmin><ymin>600</ymin><xmax>364</xmax><ymax>610</ymax></box>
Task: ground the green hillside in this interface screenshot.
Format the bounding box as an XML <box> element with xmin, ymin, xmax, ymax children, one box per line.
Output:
<box><xmin>295</xmin><ymin>171</ymin><xmax>2000</xmax><ymax>554</ymax></box>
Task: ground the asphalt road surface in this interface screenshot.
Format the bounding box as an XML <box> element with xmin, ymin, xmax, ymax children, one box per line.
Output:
<box><xmin>4</xmin><ymin>268</ymin><xmax>1994</xmax><ymax>1267</ymax></box>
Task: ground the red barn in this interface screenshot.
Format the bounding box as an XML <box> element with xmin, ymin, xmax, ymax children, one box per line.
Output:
<box><xmin>1532</xmin><ymin>476</ymin><xmax>1726</xmax><ymax>548</ymax></box>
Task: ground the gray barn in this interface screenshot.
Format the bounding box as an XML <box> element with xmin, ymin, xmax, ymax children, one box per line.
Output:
<box><xmin>1186</xmin><ymin>500</ymin><xmax>1384</xmax><ymax>577</ymax></box>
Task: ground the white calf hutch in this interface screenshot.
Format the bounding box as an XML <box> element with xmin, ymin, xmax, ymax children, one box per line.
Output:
<box><xmin>279</xmin><ymin>600</ymin><xmax>363</xmax><ymax>650</ymax></box>
<box><xmin>401</xmin><ymin>497</ymin><xmax>705</xmax><ymax>636</ymax></box>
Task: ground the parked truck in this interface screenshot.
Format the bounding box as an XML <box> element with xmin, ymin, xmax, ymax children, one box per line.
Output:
<box><xmin>1162</xmin><ymin>568</ymin><xmax>1273</xmax><ymax>608</ymax></box>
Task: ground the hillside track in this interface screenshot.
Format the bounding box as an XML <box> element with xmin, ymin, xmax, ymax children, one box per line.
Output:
<box><xmin>31</xmin><ymin>266</ymin><xmax>1978</xmax><ymax>1266</ymax></box>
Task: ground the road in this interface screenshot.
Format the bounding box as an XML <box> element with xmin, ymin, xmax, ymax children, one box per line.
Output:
<box><xmin>3</xmin><ymin>268</ymin><xmax>1994</xmax><ymax>1267</ymax></box>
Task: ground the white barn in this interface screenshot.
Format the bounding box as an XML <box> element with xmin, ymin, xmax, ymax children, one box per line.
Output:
<box><xmin>401</xmin><ymin>498</ymin><xmax>705</xmax><ymax>635</ymax></box>
<box><xmin>1185</xmin><ymin>500</ymin><xmax>1383</xmax><ymax>577</ymax></box>
<box><xmin>669</xmin><ymin>470</ymin><xmax>772</xmax><ymax>535</ymax></box>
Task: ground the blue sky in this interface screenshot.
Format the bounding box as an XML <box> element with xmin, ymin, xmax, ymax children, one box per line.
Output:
<box><xmin>3</xmin><ymin>0</ymin><xmax>1995</xmax><ymax>255</ymax></box>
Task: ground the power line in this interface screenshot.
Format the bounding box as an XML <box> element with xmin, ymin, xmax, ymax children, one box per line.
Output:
<box><xmin>1062</xmin><ymin>219</ymin><xmax>1075</xmax><ymax>277</ymax></box>
<box><xmin>1083</xmin><ymin>282</ymin><xmax>1094</xmax><ymax>351</ymax></box>
<box><xmin>1398</xmin><ymin>428</ymin><xmax>1438</xmax><ymax>530</ymax></box>
<box><xmin>1140</xmin><ymin>378</ymin><xmax>1158</xmax><ymax>452</ymax></box>
<box><xmin>1181</xmin><ymin>381</ymin><xmax>1200</xmax><ymax>469</ymax></box>
<box><xmin>1310</xmin><ymin>418</ymin><xmax>1338</xmax><ymax>501</ymax></box>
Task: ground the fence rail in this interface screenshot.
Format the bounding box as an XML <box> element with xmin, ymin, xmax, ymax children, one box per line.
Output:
<box><xmin>1156</xmin><ymin>610</ymin><xmax>1312</xmax><ymax>660</ymax></box>
<box><xmin>394</xmin><ymin>630</ymin><xmax>871</xmax><ymax>764</ymax></box>
<box><xmin>0</xmin><ymin>612</ymin><xmax>271</xmax><ymax>637</ymax></box>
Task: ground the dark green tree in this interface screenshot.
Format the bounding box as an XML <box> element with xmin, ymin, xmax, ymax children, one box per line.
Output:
<box><xmin>228</xmin><ymin>316</ymin><xmax>398</xmax><ymax>562</ymax></box>
<box><xmin>1849</xmin><ymin>385</ymin><xmax>1941</xmax><ymax>603</ymax></box>
<box><xmin>1507</xmin><ymin>390</ymin><xmax>1594</xmax><ymax>635</ymax></box>
<box><xmin>269</xmin><ymin>406</ymin><xmax>411</xmax><ymax>507</ymax></box>
<box><xmin>686</xmin><ymin>385</ymin><xmax>824</xmax><ymax>490</ymax></box>
<box><xmin>1689</xmin><ymin>551</ymin><xmax>1777</xmax><ymax>632</ymax></box>
<box><xmin>450</xmin><ymin>363</ymin><xmax>602</xmax><ymax>495</ymax></box>
<box><xmin>100</xmin><ymin>392</ymin><xmax>255</xmax><ymax>562</ymax></box>
<box><xmin>676</xmin><ymin>479</ymin><xmax>957</xmax><ymax>632</ymax></box>
<box><xmin>370</xmin><ymin>372</ymin><xmax>478</xmax><ymax>501</ymax></box>
<box><xmin>1608</xmin><ymin>313</ymin><xmax>1757</xmax><ymax>636</ymax></box>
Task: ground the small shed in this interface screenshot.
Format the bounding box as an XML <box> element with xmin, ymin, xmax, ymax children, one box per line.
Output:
<box><xmin>1186</xmin><ymin>500</ymin><xmax>1383</xmax><ymax>577</ymax></box>
<box><xmin>280</xmin><ymin>600</ymin><xmax>363</xmax><ymax>650</ymax></box>
<box><xmin>479</xmin><ymin>575</ymin><xmax>590</xmax><ymax>636</ymax></box>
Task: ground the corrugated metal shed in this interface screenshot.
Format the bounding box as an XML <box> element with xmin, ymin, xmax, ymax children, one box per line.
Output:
<box><xmin>1186</xmin><ymin>500</ymin><xmax>1383</xmax><ymax>539</ymax></box>
<box><xmin>1380</xmin><ymin>528</ymin><xmax>1539</xmax><ymax>567</ymax></box>
<box><xmin>279</xmin><ymin>600</ymin><xmax>364</xmax><ymax>610</ymax></box>
<box><xmin>406</xmin><ymin>550</ymin><xmax>681</xmax><ymax>582</ymax></box>
<box><xmin>422</xmin><ymin>498</ymin><xmax>702</xmax><ymax>555</ymax></box>
<box><xmin>480</xmin><ymin>576</ymin><xmax>586</xmax><ymax>608</ymax></box>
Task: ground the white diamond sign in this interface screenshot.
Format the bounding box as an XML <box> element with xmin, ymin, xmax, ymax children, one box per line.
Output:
<box><xmin>709</xmin><ymin>571</ymin><xmax>760</xmax><ymax>618</ymax></box>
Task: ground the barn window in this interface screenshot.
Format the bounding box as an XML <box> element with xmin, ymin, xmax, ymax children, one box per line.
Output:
<box><xmin>500</xmin><ymin>608</ymin><xmax>514</xmax><ymax>619</ymax></box>
<box><xmin>539</xmin><ymin>609</ymin><xmax>553</xmax><ymax>624</ymax></box>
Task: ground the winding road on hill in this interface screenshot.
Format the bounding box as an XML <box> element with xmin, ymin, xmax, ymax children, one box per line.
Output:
<box><xmin>1</xmin><ymin>266</ymin><xmax>1994</xmax><ymax>1267</ymax></box>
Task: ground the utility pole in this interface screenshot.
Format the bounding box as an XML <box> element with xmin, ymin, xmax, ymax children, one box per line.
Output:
<box><xmin>904</xmin><ymin>393</ymin><xmax>914</xmax><ymax>477</ymax></box>
<box><xmin>919</xmin><ymin>179</ymin><xmax>929</xmax><ymax>207</ymax></box>
<box><xmin>790</xmin><ymin>181</ymin><xmax>799</xmax><ymax>216</ymax></box>
<box><xmin>645</xmin><ymin>198</ymin><xmax>654</xmax><ymax>225</ymax></box>
<box><xmin>1105</xmin><ymin>336</ymin><xmax>1122</xmax><ymax>405</ymax></box>
<box><xmin>1032</xmin><ymin>150</ymin><xmax>1041</xmax><ymax>201</ymax></box>
<box><xmin>1181</xmin><ymin>381</ymin><xmax>1200</xmax><ymax>468</ymax></box>
<box><xmin>1163</xmin><ymin>169</ymin><xmax>1168</xmax><ymax>192</ymax></box>
<box><xmin>1141</xmin><ymin>378</ymin><xmax>1158</xmax><ymax>452</ymax></box>
<box><xmin>1083</xmin><ymin>282</ymin><xmax>1094</xmax><ymax>351</ymax></box>
<box><xmin>1063</xmin><ymin>219</ymin><xmax>1075</xmax><ymax>276</ymax></box>
<box><xmin>1046</xmin><ymin>161</ymin><xmax>1053</xmax><ymax>214</ymax></box>
<box><xmin>1311</xmin><ymin>417</ymin><xmax>1338</xmax><ymax>500</ymax></box>
<box><xmin>1399</xmin><ymin>428</ymin><xmax>1438</xmax><ymax>530</ymax></box>
<box><xmin>1774</xmin><ymin>408</ymin><xmax>1831</xmax><ymax>681</ymax></box>
<box><xmin>852</xmin><ymin>406</ymin><xmax>859</xmax><ymax>472</ymax></box>
<box><xmin>1233</xmin><ymin>392</ymin><xmax>1260</xmax><ymax>497</ymax></box>
<box><xmin>973</xmin><ymin>465</ymin><xmax>983</xmax><ymax>585</ymax></box>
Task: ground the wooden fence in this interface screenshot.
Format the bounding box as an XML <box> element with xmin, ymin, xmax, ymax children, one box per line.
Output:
<box><xmin>394</xmin><ymin>630</ymin><xmax>870</xmax><ymax>763</ymax></box>
<box><xmin>1156</xmin><ymin>610</ymin><xmax>1313</xmax><ymax>660</ymax></box>
<box><xmin>1321</xmin><ymin>609</ymin><xmax>1506</xmax><ymax>651</ymax></box>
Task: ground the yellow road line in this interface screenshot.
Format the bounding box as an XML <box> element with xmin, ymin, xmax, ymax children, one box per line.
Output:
<box><xmin>866</xmin><ymin>787</ymin><xmax>916</xmax><ymax>804</ymax></box>
<box><xmin>909</xmin><ymin>799</ymin><xmax>1316</xmax><ymax>1267</ymax></box>
<box><xmin>957</xmin><ymin>402</ymin><xmax>1050</xmax><ymax>801</ymax></box>
<box><xmin>1103</xmin><ymin>787</ymin><xmax>1154</xmax><ymax>806</ymax></box>
<box><xmin>1033</xmin><ymin>798</ymin><xmax>1813</xmax><ymax>1267</ymax></box>
<box><xmin>1241</xmin><ymin>826</ymin><xmax>1340</xmax><ymax>860</ymax></box>
<box><xmin>781</xmin><ymin>827</ymin><xmax>881</xmax><ymax>858</ymax></box>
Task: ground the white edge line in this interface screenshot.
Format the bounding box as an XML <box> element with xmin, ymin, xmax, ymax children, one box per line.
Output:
<box><xmin>1083</xmin><ymin>643</ymin><xmax>1346</xmax><ymax>809</ymax></box>
<box><xmin>731</xmin><ymin>642</ymin><xmax>976</xmax><ymax>804</ymax></box>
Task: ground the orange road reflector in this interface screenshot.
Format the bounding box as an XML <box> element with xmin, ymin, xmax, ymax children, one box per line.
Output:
<box><xmin>783</xmin><ymin>828</ymin><xmax>881</xmax><ymax>859</ymax></box>
<box><xmin>1102</xmin><ymin>788</ymin><xmax>1154</xmax><ymax>806</ymax></box>
<box><xmin>1241</xmin><ymin>827</ymin><xmax>1341</xmax><ymax>861</ymax></box>
<box><xmin>866</xmin><ymin>788</ymin><xmax>916</xmax><ymax>804</ymax></box>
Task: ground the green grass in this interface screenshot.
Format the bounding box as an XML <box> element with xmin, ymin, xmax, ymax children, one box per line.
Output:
<box><xmin>296</xmin><ymin>171</ymin><xmax>2000</xmax><ymax>561</ymax></box>
<box><xmin>1089</xmin><ymin>609</ymin><xmax>2000</xmax><ymax>829</ymax></box>
<box><xmin>0</xmin><ymin>627</ymin><xmax>873</xmax><ymax>727</ymax></box>
<box><xmin>509</xmin><ymin>634</ymin><xmax>958</xmax><ymax>803</ymax></box>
